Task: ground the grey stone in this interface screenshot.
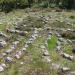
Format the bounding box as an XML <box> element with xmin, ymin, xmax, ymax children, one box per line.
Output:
<box><xmin>61</xmin><ymin>53</ymin><xmax>74</xmax><ymax>60</ymax></box>
<box><xmin>15</xmin><ymin>51</ymin><xmax>22</xmax><ymax>59</ymax></box>
<box><xmin>7</xmin><ymin>29</ymin><xmax>27</xmax><ymax>36</ymax></box>
<box><xmin>0</xmin><ymin>65</ymin><xmax>4</xmax><ymax>72</ymax></box>
<box><xmin>61</xmin><ymin>67</ymin><xmax>70</xmax><ymax>72</ymax></box>
<box><xmin>0</xmin><ymin>40</ymin><xmax>7</xmax><ymax>48</ymax></box>
<box><xmin>5</xmin><ymin>49</ymin><xmax>12</xmax><ymax>54</ymax></box>
<box><xmin>56</xmin><ymin>41</ymin><xmax>61</xmax><ymax>46</ymax></box>
<box><xmin>70</xmin><ymin>71</ymin><xmax>75</xmax><ymax>75</ymax></box>
<box><xmin>56</xmin><ymin>46</ymin><xmax>61</xmax><ymax>51</ymax></box>
<box><xmin>43</xmin><ymin>56</ymin><xmax>51</xmax><ymax>63</ymax></box>
<box><xmin>1</xmin><ymin>63</ymin><xmax>6</xmax><ymax>68</ymax></box>
<box><xmin>43</xmin><ymin>50</ymin><xmax>49</xmax><ymax>56</ymax></box>
<box><xmin>58</xmin><ymin>38</ymin><xmax>64</xmax><ymax>42</ymax></box>
<box><xmin>52</xmin><ymin>63</ymin><xmax>60</xmax><ymax>70</ymax></box>
<box><xmin>24</xmin><ymin>44</ymin><xmax>28</xmax><ymax>48</ymax></box>
<box><xmin>5</xmin><ymin>57</ymin><xmax>13</xmax><ymax>63</ymax></box>
<box><xmin>0</xmin><ymin>32</ymin><xmax>9</xmax><ymax>38</ymax></box>
<box><xmin>40</xmin><ymin>45</ymin><xmax>45</xmax><ymax>49</ymax></box>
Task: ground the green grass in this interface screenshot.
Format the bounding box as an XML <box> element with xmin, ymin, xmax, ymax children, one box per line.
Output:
<box><xmin>48</xmin><ymin>35</ymin><xmax>57</xmax><ymax>51</ymax></box>
<box><xmin>0</xmin><ymin>24</ymin><xmax>6</xmax><ymax>31</ymax></box>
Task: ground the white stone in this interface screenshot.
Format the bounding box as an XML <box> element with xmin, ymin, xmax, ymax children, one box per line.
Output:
<box><xmin>12</xmin><ymin>41</ymin><xmax>19</xmax><ymax>45</ymax></box>
<box><xmin>24</xmin><ymin>44</ymin><xmax>28</xmax><ymax>48</ymax></box>
<box><xmin>0</xmin><ymin>32</ymin><xmax>8</xmax><ymax>38</ymax></box>
<box><xmin>5</xmin><ymin>57</ymin><xmax>13</xmax><ymax>62</ymax></box>
<box><xmin>20</xmin><ymin>62</ymin><xmax>24</xmax><ymax>65</ymax></box>
<box><xmin>61</xmin><ymin>67</ymin><xmax>70</xmax><ymax>72</ymax></box>
<box><xmin>56</xmin><ymin>41</ymin><xmax>61</xmax><ymax>46</ymax></box>
<box><xmin>1</xmin><ymin>63</ymin><xmax>6</xmax><ymax>68</ymax></box>
<box><xmin>52</xmin><ymin>63</ymin><xmax>60</xmax><ymax>70</ymax></box>
<box><xmin>2</xmin><ymin>53</ymin><xmax>6</xmax><ymax>56</ymax></box>
<box><xmin>61</xmin><ymin>53</ymin><xmax>74</xmax><ymax>60</ymax></box>
<box><xmin>5</xmin><ymin>49</ymin><xmax>12</xmax><ymax>54</ymax></box>
<box><xmin>0</xmin><ymin>65</ymin><xmax>4</xmax><ymax>72</ymax></box>
<box><xmin>58</xmin><ymin>38</ymin><xmax>64</xmax><ymax>42</ymax></box>
<box><xmin>22</xmin><ymin>47</ymin><xmax>27</xmax><ymax>51</ymax></box>
<box><xmin>41</xmin><ymin>45</ymin><xmax>45</xmax><ymax>49</ymax></box>
<box><xmin>0</xmin><ymin>40</ymin><xmax>7</xmax><ymax>48</ymax></box>
<box><xmin>43</xmin><ymin>50</ymin><xmax>49</xmax><ymax>56</ymax></box>
<box><xmin>15</xmin><ymin>54</ymin><xmax>20</xmax><ymax>59</ymax></box>
<box><xmin>44</xmin><ymin>56</ymin><xmax>51</xmax><ymax>63</ymax></box>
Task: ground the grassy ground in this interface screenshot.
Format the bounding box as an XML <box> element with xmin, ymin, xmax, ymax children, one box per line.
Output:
<box><xmin>0</xmin><ymin>9</ymin><xmax>75</xmax><ymax>75</ymax></box>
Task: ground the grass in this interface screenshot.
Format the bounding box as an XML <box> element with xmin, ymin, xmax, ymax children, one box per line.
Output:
<box><xmin>0</xmin><ymin>24</ymin><xmax>6</xmax><ymax>31</ymax></box>
<box><xmin>48</xmin><ymin>35</ymin><xmax>57</xmax><ymax>50</ymax></box>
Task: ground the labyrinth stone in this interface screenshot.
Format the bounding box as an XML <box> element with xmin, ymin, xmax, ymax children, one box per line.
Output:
<box><xmin>0</xmin><ymin>40</ymin><xmax>7</xmax><ymax>48</ymax></box>
<box><xmin>5</xmin><ymin>49</ymin><xmax>12</xmax><ymax>54</ymax></box>
<box><xmin>0</xmin><ymin>65</ymin><xmax>4</xmax><ymax>72</ymax></box>
<box><xmin>61</xmin><ymin>67</ymin><xmax>70</xmax><ymax>72</ymax></box>
<box><xmin>5</xmin><ymin>57</ymin><xmax>13</xmax><ymax>63</ymax></box>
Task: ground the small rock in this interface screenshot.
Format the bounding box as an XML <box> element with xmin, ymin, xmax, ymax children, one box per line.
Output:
<box><xmin>0</xmin><ymin>65</ymin><xmax>4</xmax><ymax>72</ymax></box>
<box><xmin>43</xmin><ymin>50</ymin><xmax>49</xmax><ymax>56</ymax></box>
<box><xmin>56</xmin><ymin>46</ymin><xmax>61</xmax><ymax>51</ymax></box>
<box><xmin>61</xmin><ymin>53</ymin><xmax>74</xmax><ymax>60</ymax></box>
<box><xmin>5</xmin><ymin>57</ymin><xmax>13</xmax><ymax>63</ymax></box>
<box><xmin>41</xmin><ymin>45</ymin><xmax>45</xmax><ymax>49</ymax></box>
<box><xmin>52</xmin><ymin>63</ymin><xmax>60</xmax><ymax>70</ymax></box>
<box><xmin>70</xmin><ymin>71</ymin><xmax>75</xmax><ymax>75</ymax></box>
<box><xmin>56</xmin><ymin>41</ymin><xmax>61</xmax><ymax>46</ymax></box>
<box><xmin>20</xmin><ymin>62</ymin><xmax>24</xmax><ymax>65</ymax></box>
<box><xmin>15</xmin><ymin>54</ymin><xmax>20</xmax><ymax>59</ymax></box>
<box><xmin>1</xmin><ymin>63</ymin><xmax>6</xmax><ymax>68</ymax></box>
<box><xmin>61</xmin><ymin>67</ymin><xmax>70</xmax><ymax>72</ymax></box>
<box><xmin>5</xmin><ymin>49</ymin><xmax>12</xmax><ymax>54</ymax></box>
<box><xmin>58</xmin><ymin>38</ymin><xmax>64</xmax><ymax>42</ymax></box>
<box><xmin>24</xmin><ymin>44</ymin><xmax>28</xmax><ymax>48</ymax></box>
<box><xmin>0</xmin><ymin>40</ymin><xmax>7</xmax><ymax>48</ymax></box>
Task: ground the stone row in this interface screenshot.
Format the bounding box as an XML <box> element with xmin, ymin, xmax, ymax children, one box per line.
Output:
<box><xmin>41</xmin><ymin>31</ymin><xmax>52</xmax><ymax>63</ymax></box>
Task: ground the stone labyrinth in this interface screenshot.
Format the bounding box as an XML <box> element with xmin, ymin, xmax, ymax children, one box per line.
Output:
<box><xmin>0</xmin><ymin>13</ymin><xmax>75</xmax><ymax>75</ymax></box>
